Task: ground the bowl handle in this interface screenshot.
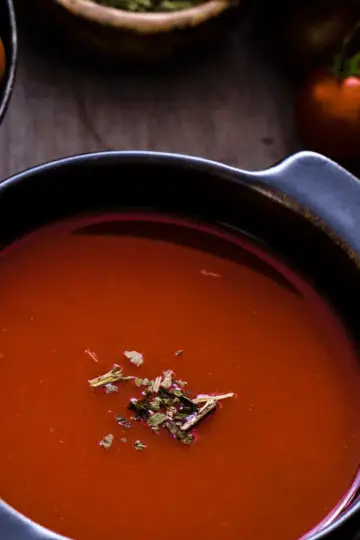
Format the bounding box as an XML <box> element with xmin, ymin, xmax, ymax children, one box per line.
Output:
<box><xmin>0</xmin><ymin>500</ymin><xmax>62</xmax><ymax>539</ymax></box>
<box><xmin>250</xmin><ymin>151</ymin><xmax>360</xmax><ymax>258</ymax></box>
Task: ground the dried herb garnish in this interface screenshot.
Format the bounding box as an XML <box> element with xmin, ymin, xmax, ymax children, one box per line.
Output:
<box><xmin>135</xmin><ymin>377</ymin><xmax>150</xmax><ymax>387</ymax></box>
<box><xmin>89</xmin><ymin>365</ymin><xmax>133</xmax><ymax>388</ymax></box>
<box><xmin>99</xmin><ymin>434</ymin><xmax>114</xmax><ymax>450</ymax></box>
<box><xmin>160</xmin><ymin>370</ymin><xmax>173</xmax><ymax>389</ymax></box>
<box><xmin>193</xmin><ymin>392</ymin><xmax>235</xmax><ymax>404</ymax></box>
<box><xmin>164</xmin><ymin>420</ymin><xmax>194</xmax><ymax>444</ymax></box>
<box><xmin>134</xmin><ymin>440</ymin><xmax>147</xmax><ymax>451</ymax></box>
<box><xmin>149</xmin><ymin>376</ymin><xmax>162</xmax><ymax>393</ymax></box>
<box><xmin>104</xmin><ymin>383</ymin><xmax>118</xmax><ymax>394</ymax></box>
<box><xmin>160</xmin><ymin>387</ymin><xmax>198</xmax><ymax>411</ymax></box>
<box><xmin>128</xmin><ymin>397</ymin><xmax>151</xmax><ymax>420</ymax></box>
<box><xmin>115</xmin><ymin>415</ymin><xmax>132</xmax><ymax>429</ymax></box>
<box><xmin>175</xmin><ymin>350</ymin><xmax>183</xmax><ymax>356</ymax></box>
<box><xmin>89</xmin><ymin>357</ymin><xmax>234</xmax><ymax>448</ymax></box>
<box><xmin>94</xmin><ymin>0</ymin><xmax>207</xmax><ymax>13</ymax></box>
<box><xmin>181</xmin><ymin>399</ymin><xmax>217</xmax><ymax>431</ymax></box>
<box><xmin>147</xmin><ymin>412</ymin><xmax>168</xmax><ymax>428</ymax></box>
<box><xmin>128</xmin><ymin>372</ymin><xmax>201</xmax><ymax>443</ymax></box>
<box><xmin>124</xmin><ymin>350</ymin><xmax>144</xmax><ymax>367</ymax></box>
<box><xmin>149</xmin><ymin>396</ymin><xmax>162</xmax><ymax>411</ymax></box>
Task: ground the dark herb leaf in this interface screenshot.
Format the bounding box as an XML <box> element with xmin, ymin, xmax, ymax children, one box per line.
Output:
<box><xmin>128</xmin><ymin>398</ymin><xmax>151</xmax><ymax>419</ymax></box>
<box><xmin>115</xmin><ymin>415</ymin><xmax>132</xmax><ymax>429</ymax></box>
<box><xmin>134</xmin><ymin>440</ymin><xmax>147</xmax><ymax>451</ymax></box>
<box><xmin>164</xmin><ymin>420</ymin><xmax>194</xmax><ymax>444</ymax></box>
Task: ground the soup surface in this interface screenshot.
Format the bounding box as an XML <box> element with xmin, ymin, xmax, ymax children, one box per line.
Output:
<box><xmin>0</xmin><ymin>214</ymin><xmax>360</xmax><ymax>540</ymax></box>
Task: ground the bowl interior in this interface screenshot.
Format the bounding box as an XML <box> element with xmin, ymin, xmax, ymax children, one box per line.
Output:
<box><xmin>0</xmin><ymin>0</ymin><xmax>17</xmax><ymax>125</ymax></box>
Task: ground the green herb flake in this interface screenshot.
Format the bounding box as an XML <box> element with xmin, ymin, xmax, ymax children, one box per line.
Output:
<box><xmin>115</xmin><ymin>415</ymin><xmax>132</xmax><ymax>429</ymax></box>
<box><xmin>135</xmin><ymin>377</ymin><xmax>150</xmax><ymax>387</ymax></box>
<box><xmin>134</xmin><ymin>440</ymin><xmax>147</xmax><ymax>451</ymax></box>
<box><xmin>147</xmin><ymin>413</ymin><xmax>168</xmax><ymax>428</ymax></box>
<box><xmin>99</xmin><ymin>433</ymin><xmax>114</xmax><ymax>450</ymax></box>
<box><xmin>160</xmin><ymin>370</ymin><xmax>173</xmax><ymax>389</ymax></box>
<box><xmin>173</xmin><ymin>410</ymin><xmax>191</xmax><ymax>421</ymax></box>
<box><xmin>149</xmin><ymin>397</ymin><xmax>162</xmax><ymax>410</ymax></box>
<box><xmin>124</xmin><ymin>350</ymin><xmax>144</xmax><ymax>367</ymax></box>
<box><xmin>165</xmin><ymin>420</ymin><xmax>194</xmax><ymax>444</ymax></box>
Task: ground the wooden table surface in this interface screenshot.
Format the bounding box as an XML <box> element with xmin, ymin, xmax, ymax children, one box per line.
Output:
<box><xmin>0</xmin><ymin>3</ymin><xmax>300</xmax><ymax>181</ymax></box>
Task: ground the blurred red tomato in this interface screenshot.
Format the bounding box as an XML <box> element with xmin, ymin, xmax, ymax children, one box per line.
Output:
<box><xmin>295</xmin><ymin>68</ymin><xmax>360</xmax><ymax>160</ymax></box>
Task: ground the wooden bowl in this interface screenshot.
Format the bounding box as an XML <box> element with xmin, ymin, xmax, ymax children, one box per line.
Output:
<box><xmin>24</xmin><ymin>0</ymin><xmax>243</xmax><ymax>61</ymax></box>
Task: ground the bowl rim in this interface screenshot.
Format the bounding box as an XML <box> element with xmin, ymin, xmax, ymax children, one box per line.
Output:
<box><xmin>0</xmin><ymin>0</ymin><xmax>17</xmax><ymax>124</ymax></box>
<box><xmin>55</xmin><ymin>0</ymin><xmax>239</xmax><ymax>33</ymax></box>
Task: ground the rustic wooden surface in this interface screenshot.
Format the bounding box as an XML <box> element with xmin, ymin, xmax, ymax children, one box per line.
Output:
<box><xmin>0</xmin><ymin>5</ymin><xmax>300</xmax><ymax>181</ymax></box>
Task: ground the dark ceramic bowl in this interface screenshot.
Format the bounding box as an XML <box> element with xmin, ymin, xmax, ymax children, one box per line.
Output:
<box><xmin>0</xmin><ymin>0</ymin><xmax>17</xmax><ymax>124</ymax></box>
<box><xmin>1</xmin><ymin>150</ymin><xmax>360</xmax><ymax>539</ymax></box>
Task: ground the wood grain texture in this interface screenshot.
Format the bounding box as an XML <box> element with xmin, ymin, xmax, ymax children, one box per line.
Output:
<box><xmin>0</xmin><ymin>6</ymin><xmax>300</xmax><ymax>181</ymax></box>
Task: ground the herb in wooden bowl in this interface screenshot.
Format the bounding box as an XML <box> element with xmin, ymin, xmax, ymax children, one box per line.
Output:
<box><xmin>95</xmin><ymin>0</ymin><xmax>207</xmax><ymax>13</ymax></box>
<box><xmin>27</xmin><ymin>0</ymin><xmax>243</xmax><ymax>62</ymax></box>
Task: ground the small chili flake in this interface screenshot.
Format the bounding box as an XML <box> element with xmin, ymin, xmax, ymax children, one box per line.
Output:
<box><xmin>99</xmin><ymin>434</ymin><xmax>114</xmax><ymax>450</ymax></box>
<box><xmin>121</xmin><ymin>437</ymin><xmax>128</xmax><ymax>444</ymax></box>
<box><xmin>134</xmin><ymin>440</ymin><xmax>147</xmax><ymax>451</ymax></box>
<box><xmin>124</xmin><ymin>350</ymin><xmax>144</xmax><ymax>367</ymax></box>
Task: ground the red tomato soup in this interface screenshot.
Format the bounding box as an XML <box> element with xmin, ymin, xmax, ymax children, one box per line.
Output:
<box><xmin>0</xmin><ymin>214</ymin><xmax>360</xmax><ymax>540</ymax></box>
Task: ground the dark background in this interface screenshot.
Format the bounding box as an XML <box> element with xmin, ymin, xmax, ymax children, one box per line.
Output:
<box><xmin>0</xmin><ymin>0</ymin><xmax>302</xmax><ymax>179</ymax></box>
